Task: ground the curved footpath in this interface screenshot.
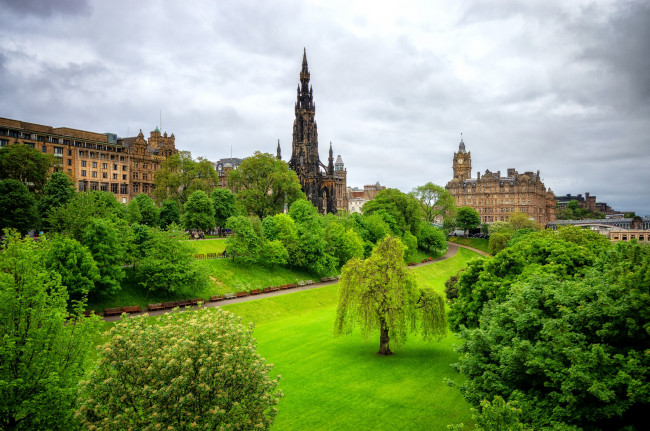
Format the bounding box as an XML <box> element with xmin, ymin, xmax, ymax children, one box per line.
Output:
<box><xmin>103</xmin><ymin>242</ymin><xmax>486</xmax><ymax>322</ymax></box>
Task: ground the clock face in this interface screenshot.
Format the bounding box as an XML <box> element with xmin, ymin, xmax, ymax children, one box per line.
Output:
<box><xmin>458</xmin><ymin>158</ymin><xmax>464</xmax><ymax>165</ymax></box>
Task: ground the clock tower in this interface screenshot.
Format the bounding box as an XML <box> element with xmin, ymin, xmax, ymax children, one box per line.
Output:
<box><xmin>453</xmin><ymin>136</ymin><xmax>471</xmax><ymax>181</ymax></box>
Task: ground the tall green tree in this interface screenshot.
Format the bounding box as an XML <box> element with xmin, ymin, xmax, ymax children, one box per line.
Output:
<box><xmin>417</xmin><ymin>223</ymin><xmax>447</xmax><ymax>255</ymax></box>
<box><xmin>324</xmin><ymin>219</ymin><xmax>364</xmax><ymax>268</ymax></box>
<box><xmin>0</xmin><ymin>232</ymin><xmax>100</xmax><ymax>431</ymax></box>
<box><xmin>362</xmin><ymin>188</ymin><xmax>422</xmax><ymax>236</ymax></box>
<box><xmin>125</xmin><ymin>198</ymin><xmax>143</xmax><ymax>224</ymax></box>
<box><xmin>48</xmin><ymin>190</ymin><xmax>125</xmax><ymax>240</ymax></box>
<box><xmin>0</xmin><ymin>179</ymin><xmax>38</xmax><ymax>235</ymax></box>
<box><xmin>136</xmin><ymin>226</ymin><xmax>208</xmax><ymax>297</ymax></box>
<box><xmin>412</xmin><ymin>182</ymin><xmax>456</xmax><ymax>223</ymax></box>
<box><xmin>334</xmin><ymin>236</ymin><xmax>447</xmax><ymax>355</ymax></box>
<box><xmin>153</xmin><ymin>151</ymin><xmax>218</xmax><ymax>205</ymax></box>
<box><xmin>228</xmin><ymin>151</ymin><xmax>305</xmax><ymax>218</ymax></box>
<box><xmin>290</xmin><ymin>200</ymin><xmax>333</xmax><ymax>274</ymax></box>
<box><xmin>211</xmin><ymin>187</ymin><xmax>238</xmax><ymax>229</ymax></box>
<box><xmin>77</xmin><ymin>308</ymin><xmax>281</xmax><ymax>430</ymax></box>
<box><xmin>38</xmin><ymin>172</ymin><xmax>75</xmax><ymax>231</ymax></box>
<box><xmin>456</xmin><ymin>206</ymin><xmax>480</xmax><ymax>236</ymax></box>
<box><xmin>81</xmin><ymin>218</ymin><xmax>126</xmax><ymax>296</ymax></box>
<box><xmin>0</xmin><ymin>143</ymin><xmax>53</xmax><ymax>194</ymax></box>
<box><xmin>182</xmin><ymin>190</ymin><xmax>215</xmax><ymax>232</ymax></box>
<box><xmin>225</xmin><ymin>216</ymin><xmax>262</xmax><ymax>264</ymax></box>
<box><xmin>159</xmin><ymin>199</ymin><xmax>181</xmax><ymax>228</ymax></box>
<box><xmin>43</xmin><ymin>235</ymin><xmax>100</xmax><ymax>298</ymax></box>
<box><xmin>133</xmin><ymin>193</ymin><xmax>159</xmax><ymax>226</ymax></box>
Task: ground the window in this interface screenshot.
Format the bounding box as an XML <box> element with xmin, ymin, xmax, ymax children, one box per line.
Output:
<box><xmin>143</xmin><ymin>163</ymin><xmax>148</xmax><ymax>169</ymax></box>
<box><xmin>81</xmin><ymin>160</ymin><xmax>86</xmax><ymax>167</ymax></box>
<box><xmin>135</xmin><ymin>162</ymin><xmax>138</xmax><ymax>168</ymax></box>
<box><xmin>100</xmin><ymin>183</ymin><xmax>108</xmax><ymax>192</ymax></box>
<box><xmin>120</xmin><ymin>156</ymin><xmax>125</xmax><ymax>161</ymax></box>
<box><xmin>81</xmin><ymin>170</ymin><xmax>86</xmax><ymax>177</ymax></box>
<box><xmin>142</xmin><ymin>173</ymin><xmax>148</xmax><ymax>181</ymax></box>
<box><xmin>42</xmin><ymin>145</ymin><xmax>47</xmax><ymax>152</ymax></box>
<box><xmin>133</xmin><ymin>172</ymin><xmax>138</xmax><ymax>179</ymax></box>
<box><xmin>133</xmin><ymin>183</ymin><xmax>140</xmax><ymax>194</ymax></box>
<box><xmin>122</xmin><ymin>174</ymin><xmax>127</xmax><ymax>180</ymax></box>
<box><xmin>0</xmin><ymin>139</ymin><xmax>8</xmax><ymax>147</ymax></box>
<box><xmin>120</xmin><ymin>184</ymin><xmax>128</xmax><ymax>194</ymax></box>
<box><xmin>112</xmin><ymin>174</ymin><xmax>117</xmax><ymax>180</ymax></box>
<box><xmin>78</xmin><ymin>181</ymin><xmax>87</xmax><ymax>192</ymax></box>
<box><xmin>67</xmin><ymin>159</ymin><xmax>71</xmax><ymax>166</ymax></box>
<box><xmin>142</xmin><ymin>184</ymin><xmax>149</xmax><ymax>194</ymax></box>
<box><xmin>102</xmin><ymin>172</ymin><xmax>107</xmax><ymax>178</ymax></box>
<box><xmin>54</xmin><ymin>147</ymin><xmax>63</xmax><ymax>156</ymax></box>
<box><xmin>92</xmin><ymin>171</ymin><xmax>97</xmax><ymax>178</ymax></box>
<box><xmin>111</xmin><ymin>183</ymin><xmax>118</xmax><ymax>193</ymax></box>
<box><xmin>110</xmin><ymin>155</ymin><xmax>115</xmax><ymax>160</ymax></box>
<box><xmin>92</xmin><ymin>162</ymin><xmax>97</xmax><ymax>168</ymax></box>
<box><xmin>113</xmin><ymin>164</ymin><xmax>117</xmax><ymax>170</ymax></box>
<box><xmin>102</xmin><ymin>163</ymin><xmax>107</xmax><ymax>169</ymax></box>
<box><xmin>122</xmin><ymin>165</ymin><xmax>127</xmax><ymax>171</ymax></box>
<box><xmin>79</xmin><ymin>150</ymin><xmax>85</xmax><ymax>157</ymax></box>
<box><xmin>100</xmin><ymin>153</ymin><xmax>105</xmax><ymax>159</ymax></box>
<box><xmin>67</xmin><ymin>149</ymin><xmax>72</xmax><ymax>156</ymax></box>
<box><xmin>90</xmin><ymin>152</ymin><xmax>95</xmax><ymax>158</ymax></box>
<box><xmin>90</xmin><ymin>182</ymin><xmax>98</xmax><ymax>191</ymax></box>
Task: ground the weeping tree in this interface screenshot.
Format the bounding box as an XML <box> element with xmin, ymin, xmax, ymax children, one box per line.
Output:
<box><xmin>334</xmin><ymin>236</ymin><xmax>447</xmax><ymax>355</ymax></box>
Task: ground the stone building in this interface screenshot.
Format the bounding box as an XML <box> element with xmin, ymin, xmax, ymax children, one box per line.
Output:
<box><xmin>214</xmin><ymin>157</ymin><xmax>242</xmax><ymax>189</ymax></box>
<box><xmin>346</xmin><ymin>182</ymin><xmax>386</xmax><ymax>213</ymax></box>
<box><xmin>445</xmin><ymin>137</ymin><xmax>556</xmax><ymax>225</ymax></box>
<box><xmin>555</xmin><ymin>192</ymin><xmax>617</xmax><ymax>215</ymax></box>
<box><xmin>283</xmin><ymin>49</ymin><xmax>347</xmax><ymax>214</ymax></box>
<box><xmin>0</xmin><ymin>117</ymin><xmax>176</xmax><ymax>203</ymax></box>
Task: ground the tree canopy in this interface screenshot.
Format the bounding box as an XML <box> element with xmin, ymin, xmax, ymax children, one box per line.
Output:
<box><xmin>182</xmin><ymin>189</ymin><xmax>216</xmax><ymax>232</ymax></box>
<box><xmin>153</xmin><ymin>151</ymin><xmax>218</xmax><ymax>205</ymax></box>
<box><xmin>0</xmin><ymin>232</ymin><xmax>100</xmax><ymax>431</ymax></box>
<box><xmin>0</xmin><ymin>143</ymin><xmax>53</xmax><ymax>194</ymax></box>
<box><xmin>0</xmin><ymin>179</ymin><xmax>38</xmax><ymax>235</ymax></box>
<box><xmin>334</xmin><ymin>236</ymin><xmax>447</xmax><ymax>355</ymax></box>
<box><xmin>228</xmin><ymin>151</ymin><xmax>305</xmax><ymax>218</ymax></box>
<box><xmin>455</xmin><ymin>206</ymin><xmax>480</xmax><ymax>236</ymax></box>
<box><xmin>412</xmin><ymin>182</ymin><xmax>456</xmax><ymax>223</ymax></box>
<box><xmin>77</xmin><ymin>307</ymin><xmax>282</xmax><ymax>430</ymax></box>
<box><xmin>211</xmin><ymin>187</ymin><xmax>238</xmax><ymax>229</ymax></box>
<box><xmin>48</xmin><ymin>190</ymin><xmax>125</xmax><ymax>240</ymax></box>
<box><xmin>361</xmin><ymin>188</ymin><xmax>422</xmax><ymax>236</ymax></box>
<box><xmin>38</xmin><ymin>172</ymin><xmax>75</xmax><ymax>231</ymax></box>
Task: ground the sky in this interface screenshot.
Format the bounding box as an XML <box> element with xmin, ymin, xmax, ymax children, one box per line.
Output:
<box><xmin>1</xmin><ymin>0</ymin><xmax>649</xmax><ymax>216</ymax></box>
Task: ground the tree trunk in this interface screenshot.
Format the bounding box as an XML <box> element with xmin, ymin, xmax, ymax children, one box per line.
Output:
<box><xmin>377</xmin><ymin>322</ymin><xmax>393</xmax><ymax>356</ymax></box>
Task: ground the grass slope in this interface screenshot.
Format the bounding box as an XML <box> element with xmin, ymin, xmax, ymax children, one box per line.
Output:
<box><xmin>448</xmin><ymin>237</ymin><xmax>490</xmax><ymax>254</ymax></box>
<box><xmin>188</xmin><ymin>238</ymin><xmax>227</xmax><ymax>255</ymax></box>
<box><xmin>220</xmin><ymin>248</ymin><xmax>480</xmax><ymax>430</ymax></box>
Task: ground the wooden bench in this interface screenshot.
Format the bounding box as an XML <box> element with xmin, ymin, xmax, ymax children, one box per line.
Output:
<box><xmin>250</xmin><ymin>289</ymin><xmax>261</xmax><ymax>295</ymax></box>
<box><xmin>262</xmin><ymin>287</ymin><xmax>273</xmax><ymax>293</ymax></box>
<box><xmin>280</xmin><ymin>284</ymin><xmax>291</xmax><ymax>290</ymax></box>
<box><xmin>122</xmin><ymin>305</ymin><xmax>141</xmax><ymax>314</ymax></box>
<box><xmin>224</xmin><ymin>293</ymin><xmax>237</xmax><ymax>299</ymax></box>
<box><xmin>189</xmin><ymin>298</ymin><xmax>203</xmax><ymax>305</ymax></box>
<box><xmin>209</xmin><ymin>295</ymin><xmax>224</xmax><ymax>302</ymax></box>
<box><xmin>236</xmin><ymin>291</ymin><xmax>250</xmax><ymax>297</ymax></box>
<box><xmin>298</xmin><ymin>281</ymin><xmax>306</xmax><ymax>286</ymax></box>
<box><xmin>195</xmin><ymin>254</ymin><xmax>205</xmax><ymax>260</ymax></box>
<box><xmin>270</xmin><ymin>285</ymin><xmax>280</xmax><ymax>291</ymax></box>
<box><xmin>176</xmin><ymin>299</ymin><xmax>192</xmax><ymax>307</ymax></box>
<box><xmin>407</xmin><ymin>262</ymin><xmax>417</xmax><ymax>266</ymax></box>
<box><xmin>162</xmin><ymin>301</ymin><xmax>179</xmax><ymax>309</ymax></box>
<box><xmin>103</xmin><ymin>307</ymin><xmax>122</xmax><ymax>317</ymax></box>
<box><xmin>207</xmin><ymin>253</ymin><xmax>217</xmax><ymax>259</ymax></box>
<box><xmin>148</xmin><ymin>303</ymin><xmax>164</xmax><ymax>312</ymax></box>
<box><xmin>288</xmin><ymin>283</ymin><xmax>298</xmax><ymax>288</ymax></box>
<box><xmin>305</xmin><ymin>280</ymin><xmax>314</xmax><ymax>285</ymax></box>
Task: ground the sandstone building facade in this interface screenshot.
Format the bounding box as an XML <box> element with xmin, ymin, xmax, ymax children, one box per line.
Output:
<box><xmin>282</xmin><ymin>50</ymin><xmax>347</xmax><ymax>214</ymax></box>
<box><xmin>445</xmin><ymin>138</ymin><xmax>556</xmax><ymax>225</ymax></box>
<box><xmin>0</xmin><ymin>117</ymin><xmax>176</xmax><ymax>203</ymax></box>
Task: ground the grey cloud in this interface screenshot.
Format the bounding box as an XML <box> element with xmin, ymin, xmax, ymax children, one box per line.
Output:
<box><xmin>0</xmin><ymin>0</ymin><xmax>91</xmax><ymax>18</ymax></box>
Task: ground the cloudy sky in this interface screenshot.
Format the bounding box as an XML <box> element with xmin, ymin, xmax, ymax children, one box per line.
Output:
<box><xmin>1</xmin><ymin>0</ymin><xmax>649</xmax><ymax>216</ymax></box>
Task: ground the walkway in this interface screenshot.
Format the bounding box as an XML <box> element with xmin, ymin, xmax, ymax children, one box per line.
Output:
<box><xmin>103</xmin><ymin>242</ymin><xmax>487</xmax><ymax>322</ymax></box>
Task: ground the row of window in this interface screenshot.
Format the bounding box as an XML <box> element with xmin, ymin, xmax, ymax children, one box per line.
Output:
<box><xmin>78</xmin><ymin>182</ymin><xmax>129</xmax><ymax>194</ymax></box>
<box><xmin>80</xmin><ymin>171</ymin><xmax>130</xmax><ymax>180</ymax></box>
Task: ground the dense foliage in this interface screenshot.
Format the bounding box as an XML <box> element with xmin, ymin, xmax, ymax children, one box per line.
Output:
<box><xmin>0</xmin><ymin>143</ymin><xmax>53</xmax><ymax>194</ymax></box>
<box><xmin>182</xmin><ymin>189</ymin><xmax>216</xmax><ymax>232</ymax></box>
<box><xmin>412</xmin><ymin>182</ymin><xmax>456</xmax><ymax>223</ymax></box>
<box><xmin>38</xmin><ymin>172</ymin><xmax>75</xmax><ymax>231</ymax></box>
<box><xmin>0</xmin><ymin>232</ymin><xmax>100</xmax><ymax>431</ymax></box>
<box><xmin>153</xmin><ymin>151</ymin><xmax>218</xmax><ymax>205</ymax></box>
<box><xmin>334</xmin><ymin>236</ymin><xmax>447</xmax><ymax>355</ymax></box>
<box><xmin>77</xmin><ymin>308</ymin><xmax>282</xmax><ymax>430</ymax></box>
<box><xmin>0</xmin><ymin>179</ymin><xmax>38</xmax><ymax>235</ymax></box>
<box><xmin>449</xmin><ymin>228</ymin><xmax>649</xmax><ymax>430</ymax></box>
<box><xmin>455</xmin><ymin>206</ymin><xmax>480</xmax><ymax>236</ymax></box>
<box><xmin>361</xmin><ymin>188</ymin><xmax>422</xmax><ymax>236</ymax></box>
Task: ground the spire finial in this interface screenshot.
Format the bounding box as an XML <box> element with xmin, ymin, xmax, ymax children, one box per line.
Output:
<box><xmin>277</xmin><ymin>139</ymin><xmax>281</xmax><ymax>160</ymax></box>
<box><xmin>459</xmin><ymin>133</ymin><xmax>466</xmax><ymax>152</ymax></box>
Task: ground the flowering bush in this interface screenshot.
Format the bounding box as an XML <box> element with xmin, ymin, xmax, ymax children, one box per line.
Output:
<box><xmin>77</xmin><ymin>307</ymin><xmax>282</xmax><ymax>430</ymax></box>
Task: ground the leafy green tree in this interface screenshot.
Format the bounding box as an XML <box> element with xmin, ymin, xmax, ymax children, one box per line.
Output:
<box><xmin>127</xmin><ymin>223</ymin><xmax>153</xmax><ymax>268</ymax></box>
<box><xmin>136</xmin><ymin>226</ymin><xmax>208</xmax><ymax>297</ymax></box>
<box><xmin>229</xmin><ymin>151</ymin><xmax>305</xmax><ymax>218</ymax></box>
<box><xmin>48</xmin><ymin>190</ymin><xmax>125</xmax><ymax>240</ymax></box>
<box><xmin>324</xmin><ymin>219</ymin><xmax>364</xmax><ymax>268</ymax></box>
<box><xmin>153</xmin><ymin>151</ymin><xmax>218</xmax><ymax>205</ymax></box>
<box><xmin>38</xmin><ymin>172</ymin><xmax>75</xmax><ymax>230</ymax></box>
<box><xmin>456</xmin><ymin>207</ymin><xmax>480</xmax><ymax>236</ymax></box>
<box><xmin>133</xmin><ymin>193</ymin><xmax>159</xmax><ymax>226</ymax></box>
<box><xmin>225</xmin><ymin>216</ymin><xmax>261</xmax><ymax>264</ymax></box>
<box><xmin>290</xmin><ymin>200</ymin><xmax>333</xmax><ymax>274</ymax></box>
<box><xmin>0</xmin><ymin>143</ymin><xmax>53</xmax><ymax>194</ymax></box>
<box><xmin>182</xmin><ymin>190</ymin><xmax>216</xmax><ymax>232</ymax></box>
<box><xmin>81</xmin><ymin>218</ymin><xmax>126</xmax><ymax>296</ymax></box>
<box><xmin>77</xmin><ymin>307</ymin><xmax>282</xmax><ymax>430</ymax></box>
<box><xmin>402</xmin><ymin>230</ymin><xmax>418</xmax><ymax>260</ymax></box>
<box><xmin>211</xmin><ymin>187</ymin><xmax>238</xmax><ymax>229</ymax></box>
<box><xmin>260</xmin><ymin>240</ymin><xmax>289</xmax><ymax>267</ymax></box>
<box><xmin>507</xmin><ymin>212</ymin><xmax>539</xmax><ymax>231</ymax></box>
<box><xmin>125</xmin><ymin>197</ymin><xmax>142</xmax><ymax>224</ymax></box>
<box><xmin>488</xmin><ymin>232</ymin><xmax>511</xmax><ymax>255</ymax></box>
<box><xmin>449</xmin><ymin>231</ymin><xmax>600</xmax><ymax>331</ymax></box>
<box><xmin>362</xmin><ymin>213</ymin><xmax>391</xmax><ymax>244</ymax></box>
<box><xmin>448</xmin><ymin>396</ymin><xmax>532</xmax><ymax>431</ymax></box>
<box><xmin>267</xmin><ymin>213</ymin><xmax>300</xmax><ymax>263</ymax></box>
<box><xmin>43</xmin><ymin>235</ymin><xmax>100</xmax><ymax>298</ymax></box>
<box><xmin>453</xmin><ymin>242</ymin><xmax>650</xmax><ymax>430</ymax></box>
<box><xmin>159</xmin><ymin>199</ymin><xmax>181</xmax><ymax>228</ymax></box>
<box><xmin>417</xmin><ymin>223</ymin><xmax>448</xmax><ymax>255</ymax></box>
<box><xmin>0</xmin><ymin>179</ymin><xmax>38</xmax><ymax>235</ymax></box>
<box><xmin>0</xmin><ymin>231</ymin><xmax>100</xmax><ymax>431</ymax></box>
<box><xmin>362</xmin><ymin>188</ymin><xmax>422</xmax><ymax>236</ymax></box>
<box><xmin>412</xmin><ymin>182</ymin><xmax>456</xmax><ymax>223</ymax></box>
<box><xmin>334</xmin><ymin>236</ymin><xmax>447</xmax><ymax>355</ymax></box>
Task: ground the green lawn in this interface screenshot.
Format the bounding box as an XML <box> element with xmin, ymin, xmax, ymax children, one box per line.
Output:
<box><xmin>448</xmin><ymin>237</ymin><xmax>490</xmax><ymax>254</ymax></box>
<box><xmin>188</xmin><ymin>238</ymin><xmax>227</xmax><ymax>254</ymax></box>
